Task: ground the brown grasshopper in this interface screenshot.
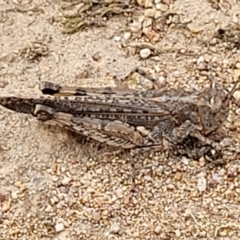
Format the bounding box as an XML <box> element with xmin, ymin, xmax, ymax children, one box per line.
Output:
<box><xmin>0</xmin><ymin>71</ymin><xmax>239</xmax><ymax>159</ymax></box>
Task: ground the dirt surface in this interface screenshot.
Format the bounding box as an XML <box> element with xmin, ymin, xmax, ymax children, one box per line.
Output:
<box><xmin>1</xmin><ymin>0</ymin><xmax>240</xmax><ymax>239</ymax></box>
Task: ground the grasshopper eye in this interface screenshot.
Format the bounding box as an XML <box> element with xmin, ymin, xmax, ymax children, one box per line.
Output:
<box><xmin>208</xmin><ymin>97</ymin><xmax>222</xmax><ymax>113</ymax></box>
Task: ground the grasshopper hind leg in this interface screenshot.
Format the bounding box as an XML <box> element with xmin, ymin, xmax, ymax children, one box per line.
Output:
<box><xmin>40</xmin><ymin>67</ymin><xmax>162</xmax><ymax>98</ymax></box>
<box><xmin>40</xmin><ymin>81</ymin><xmax>88</xmax><ymax>96</ymax></box>
<box><xmin>40</xmin><ymin>81</ymin><xmax>61</xmax><ymax>95</ymax></box>
<box><xmin>116</xmin><ymin>67</ymin><xmax>163</xmax><ymax>90</ymax></box>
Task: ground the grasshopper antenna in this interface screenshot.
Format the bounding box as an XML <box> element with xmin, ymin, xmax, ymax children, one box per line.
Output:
<box><xmin>224</xmin><ymin>76</ymin><xmax>240</xmax><ymax>102</ymax></box>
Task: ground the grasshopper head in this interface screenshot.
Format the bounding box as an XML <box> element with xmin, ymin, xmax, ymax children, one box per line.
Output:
<box><xmin>198</xmin><ymin>78</ymin><xmax>239</xmax><ymax>135</ymax></box>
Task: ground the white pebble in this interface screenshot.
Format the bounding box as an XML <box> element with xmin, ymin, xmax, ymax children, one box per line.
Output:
<box><xmin>144</xmin><ymin>9</ymin><xmax>156</xmax><ymax>17</ymax></box>
<box><xmin>55</xmin><ymin>223</ymin><xmax>65</xmax><ymax>232</ymax></box>
<box><xmin>233</xmin><ymin>90</ymin><xmax>240</xmax><ymax>101</ymax></box>
<box><xmin>235</xmin><ymin>62</ymin><xmax>240</xmax><ymax>69</ymax></box>
<box><xmin>144</xmin><ymin>0</ymin><xmax>153</xmax><ymax>8</ymax></box>
<box><xmin>123</xmin><ymin>32</ymin><xmax>131</xmax><ymax>40</ymax></box>
<box><xmin>197</xmin><ymin>55</ymin><xmax>204</xmax><ymax>64</ymax></box>
<box><xmin>109</xmin><ymin>222</ymin><xmax>121</xmax><ymax>234</ymax></box>
<box><xmin>45</xmin><ymin>205</ymin><xmax>54</xmax><ymax>213</ymax></box>
<box><xmin>233</xmin><ymin>15</ymin><xmax>239</xmax><ymax>23</ymax></box>
<box><xmin>175</xmin><ymin>229</ymin><xmax>181</xmax><ymax>237</ymax></box>
<box><xmin>2</xmin><ymin>201</ymin><xmax>10</xmax><ymax>212</ymax></box>
<box><xmin>140</xmin><ymin>48</ymin><xmax>151</xmax><ymax>59</ymax></box>
<box><xmin>197</xmin><ymin>176</ymin><xmax>207</xmax><ymax>192</ymax></box>
<box><xmin>114</xmin><ymin>36</ymin><xmax>121</xmax><ymax>42</ymax></box>
<box><xmin>136</xmin><ymin>0</ymin><xmax>144</xmax><ymax>6</ymax></box>
<box><xmin>129</xmin><ymin>21</ymin><xmax>142</xmax><ymax>33</ymax></box>
<box><xmin>61</xmin><ymin>176</ymin><xmax>72</xmax><ymax>185</ymax></box>
<box><xmin>181</xmin><ymin>156</ymin><xmax>189</xmax><ymax>165</ymax></box>
<box><xmin>155</xmin><ymin>3</ymin><xmax>168</xmax><ymax>11</ymax></box>
<box><xmin>154</xmin><ymin>225</ymin><xmax>161</xmax><ymax>234</ymax></box>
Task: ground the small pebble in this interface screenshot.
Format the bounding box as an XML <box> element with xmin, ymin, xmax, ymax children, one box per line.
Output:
<box><xmin>109</xmin><ymin>222</ymin><xmax>121</xmax><ymax>234</ymax></box>
<box><xmin>209</xmin><ymin>38</ymin><xmax>218</xmax><ymax>45</ymax></box>
<box><xmin>140</xmin><ymin>48</ymin><xmax>151</xmax><ymax>59</ymax></box>
<box><xmin>161</xmin><ymin>0</ymin><xmax>171</xmax><ymax>5</ymax></box>
<box><xmin>196</xmin><ymin>62</ymin><xmax>208</xmax><ymax>71</ymax></box>
<box><xmin>136</xmin><ymin>0</ymin><xmax>144</xmax><ymax>6</ymax></box>
<box><xmin>2</xmin><ymin>201</ymin><xmax>10</xmax><ymax>212</ymax></box>
<box><xmin>220</xmin><ymin>138</ymin><xmax>233</xmax><ymax>147</ymax></box>
<box><xmin>92</xmin><ymin>211</ymin><xmax>101</xmax><ymax>221</ymax></box>
<box><xmin>55</xmin><ymin>223</ymin><xmax>65</xmax><ymax>232</ymax></box>
<box><xmin>204</xmin><ymin>53</ymin><xmax>212</xmax><ymax>62</ymax></box>
<box><xmin>61</xmin><ymin>177</ymin><xmax>72</xmax><ymax>185</ymax></box>
<box><xmin>233</xmin><ymin>90</ymin><xmax>240</xmax><ymax>101</ymax></box>
<box><xmin>181</xmin><ymin>156</ymin><xmax>189</xmax><ymax>165</ymax></box>
<box><xmin>219</xmin><ymin>229</ymin><xmax>228</xmax><ymax>237</ymax></box>
<box><xmin>114</xmin><ymin>36</ymin><xmax>121</xmax><ymax>42</ymax></box>
<box><xmin>142</xmin><ymin>18</ymin><xmax>153</xmax><ymax>28</ymax></box>
<box><xmin>59</xmin><ymin>186</ymin><xmax>69</xmax><ymax>194</ymax></box>
<box><xmin>45</xmin><ymin>205</ymin><xmax>54</xmax><ymax>213</ymax></box>
<box><xmin>197</xmin><ymin>176</ymin><xmax>207</xmax><ymax>192</ymax></box>
<box><xmin>235</xmin><ymin>62</ymin><xmax>240</xmax><ymax>69</ymax></box>
<box><xmin>198</xmin><ymin>156</ymin><xmax>205</xmax><ymax>166</ymax></box>
<box><xmin>219</xmin><ymin>1</ymin><xmax>231</xmax><ymax>12</ymax></box>
<box><xmin>0</xmin><ymin>80</ymin><xmax>8</xmax><ymax>88</ymax></box>
<box><xmin>166</xmin><ymin>184</ymin><xmax>175</xmax><ymax>190</ymax></box>
<box><xmin>233</xmin><ymin>15</ymin><xmax>239</xmax><ymax>23</ymax></box>
<box><xmin>129</xmin><ymin>21</ymin><xmax>142</xmax><ymax>33</ymax></box>
<box><xmin>227</xmin><ymin>161</ymin><xmax>240</xmax><ymax>177</ymax></box>
<box><xmin>0</xmin><ymin>194</ymin><xmax>6</xmax><ymax>203</ymax></box>
<box><xmin>123</xmin><ymin>32</ymin><xmax>131</xmax><ymax>40</ymax></box>
<box><xmin>11</xmin><ymin>191</ymin><xmax>19</xmax><ymax>199</ymax></box>
<box><xmin>174</xmin><ymin>172</ymin><xmax>182</xmax><ymax>181</ymax></box>
<box><xmin>60</xmin><ymin>166</ymin><xmax>67</xmax><ymax>173</ymax></box>
<box><xmin>144</xmin><ymin>9</ymin><xmax>156</xmax><ymax>18</ymax></box>
<box><xmin>155</xmin><ymin>3</ymin><xmax>168</xmax><ymax>11</ymax></box>
<box><xmin>175</xmin><ymin>229</ymin><xmax>181</xmax><ymax>237</ymax></box>
<box><xmin>154</xmin><ymin>225</ymin><xmax>161</xmax><ymax>235</ymax></box>
<box><xmin>211</xmin><ymin>172</ymin><xmax>224</xmax><ymax>184</ymax></box>
<box><xmin>50</xmin><ymin>196</ymin><xmax>59</xmax><ymax>205</ymax></box>
<box><xmin>196</xmin><ymin>55</ymin><xmax>204</xmax><ymax>64</ymax></box>
<box><xmin>187</xmin><ymin>23</ymin><xmax>205</xmax><ymax>33</ymax></box>
<box><xmin>14</xmin><ymin>181</ymin><xmax>26</xmax><ymax>192</ymax></box>
<box><xmin>92</xmin><ymin>54</ymin><xmax>101</xmax><ymax>62</ymax></box>
<box><xmin>144</xmin><ymin>0</ymin><xmax>153</xmax><ymax>8</ymax></box>
<box><xmin>31</xmin><ymin>177</ymin><xmax>44</xmax><ymax>186</ymax></box>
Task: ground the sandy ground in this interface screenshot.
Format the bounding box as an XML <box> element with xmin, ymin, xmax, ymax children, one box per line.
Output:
<box><xmin>1</xmin><ymin>0</ymin><xmax>240</xmax><ymax>239</ymax></box>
